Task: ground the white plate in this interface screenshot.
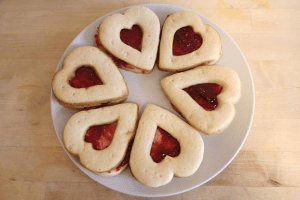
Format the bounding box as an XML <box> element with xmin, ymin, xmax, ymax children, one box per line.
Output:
<box><xmin>51</xmin><ymin>4</ymin><xmax>255</xmax><ymax>197</ymax></box>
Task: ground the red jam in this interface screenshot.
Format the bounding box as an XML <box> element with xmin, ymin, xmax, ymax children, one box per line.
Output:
<box><xmin>84</xmin><ymin>122</ymin><xmax>117</xmax><ymax>150</ymax></box>
<box><xmin>81</xmin><ymin>103</ymin><xmax>109</xmax><ymax>111</ymax></box>
<box><xmin>173</xmin><ymin>26</ymin><xmax>203</xmax><ymax>56</ymax></box>
<box><xmin>94</xmin><ymin>34</ymin><xmax>136</xmax><ymax>70</ymax></box>
<box><xmin>69</xmin><ymin>66</ymin><xmax>103</xmax><ymax>88</ymax></box>
<box><xmin>94</xmin><ymin>34</ymin><xmax>102</xmax><ymax>47</ymax></box>
<box><xmin>120</xmin><ymin>25</ymin><xmax>143</xmax><ymax>52</ymax></box>
<box><xmin>183</xmin><ymin>83</ymin><xmax>223</xmax><ymax>111</ymax></box>
<box><xmin>115</xmin><ymin>139</ymin><xmax>134</xmax><ymax>171</ymax></box>
<box><xmin>111</xmin><ymin>57</ymin><xmax>135</xmax><ymax>69</ymax></box>
<box><xmin>200</xmin><ymin>61</ymin><xmax>212</xmax><ymax>66</ymax></box>
<box><xmin>150</xmin><ymin>127</ymin><xmax>180</xmax><ymax>163</ymax></box>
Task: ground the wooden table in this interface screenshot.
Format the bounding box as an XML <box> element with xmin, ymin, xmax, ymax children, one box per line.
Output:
<box><xmin>1</xmin><ymin>0</ymin><xmax>299</xmax><ymax>199</ymax></box>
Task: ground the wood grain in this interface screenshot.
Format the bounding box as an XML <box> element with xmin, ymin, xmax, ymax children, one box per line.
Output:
<box><xmin>0</xmin><ymin>0</ymin><xmax>299</xmax><ymax>199</ymax></box>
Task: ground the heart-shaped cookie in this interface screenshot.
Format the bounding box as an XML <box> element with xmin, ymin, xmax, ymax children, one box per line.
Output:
<box><xmin>98</xmin><ymin>6</ymin><xmax>160</xmax><ymax>73</ymax></box>
<box><xmin>64</xmin><ymin>103</ymin><xmax>139</xmax><ymax>174</ymax></box>
<box><xmin>130</xmin><ymin>104</ymin><xmax>204</xmax><ymax>187</ymax></box>
<box><xmin>160</xmin><ymin>65</ymin><xmax>241</xmax><ymax>135</ymax></box>
<box><xmin>52</xmin><ymin>46</ymin><xmax>129</xmax><ymax>109</ymax></box>
<box><xmin>159</xmin><ymin>11</ymin><xmax>222</xmax><ymax>72</ymax></box>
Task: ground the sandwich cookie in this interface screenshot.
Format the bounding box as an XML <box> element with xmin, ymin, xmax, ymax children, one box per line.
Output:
<box><xmin>130</xmin><ymin>104</ymin><xmax>204</xmax><ymax>187</ymax></box>
<box><xmin>52</xmin><ymin>46</ymin><xmax>129</xmax><ymax>109</ymax></box>
<box><xmin>97</xmin><ymin>6</ymin><xmax>160</xmax><ymax>74</ymax></box>
<box><xmin>159</xmin><ymin>11</ymin><xmax>222</xmax><ymax>72</ymax></box>
<box><xmin>63</xmin><ymin>103</ymin><xmax>139</xmax><ymax>175</ymax></box>
<box><xmin>160</xmin><ymin>65</ymin><xmax>241</xmax><ymax>135</ymax></box>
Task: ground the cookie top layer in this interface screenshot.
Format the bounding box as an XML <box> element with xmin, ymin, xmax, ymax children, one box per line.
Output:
<box><xmin>130</xmin><ymin>104</ymin><xmax>204</xmax><ymax>187</ymax></box>
<box><xmin>52</xmin><ymin>46</ymin><xmax>129</xmax><ymax>109</ymax></box>
<box><xmin>98</xmin><ymin>6</ymin><xmax>160</xmax><ymax>72</ymax></box>
<box><xmin>63</xmin><ymin>103</ymin><xmax>139</xmax><ymax>173</ymax></box>
<box><xmin>159</xmin><ymin>11</ymin><xmax>222</xmax><ymax>72</ymax></box>
<box><xmin>160</xmin><ymin>65</ymin><xmax>241</xmax><ymax>135</ymax></box>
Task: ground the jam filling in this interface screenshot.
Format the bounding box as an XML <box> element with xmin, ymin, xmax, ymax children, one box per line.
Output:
<box><xmin>94</xmin><ymin>25</ymin><xmax>143</xmax><ymax>71</ymax></box>
<box><xmin>150</xmin><ymin>126</ymin><xmax>180</xmax><ymax>163</ymax></box>
<box><xmin>84</xmin><ymin>122</ymin><xmax>117</xmax><ymax>150</ymax></box>
<box><xmin>115</xmin><ymin>139</ymin><xmax>134</xmax><ymax>171</ymax></box>
<box><xmin>94</xmin><ymin>34</ymin><xmax>102</xmax><ymax>47</ymax></box>
<box><xmin>69</xmin><ymin>66</ymin><xmax>103</xmax><ymax>88</ymax></box>
<box><xmin>173</xmin><ymin>26</ymin><xmax>203</xmax><ymax>56</ymax></box>
<box><xmin>183</xmin><ymin>83</ymin><xmax>223</xmax><ymax>111</ymax></box>
<box><xmin>84</xmin><ymin>122</ymin><xmax>133</xmax><ymax>172</ymax></box>
<box><xmin>81</xmin><ymin>104</ymin><xmax>108</xmax><ymax>111</ymax></box>
<box><xmin>200</xmin><ymin>61</ymin><xmax>212</xmax><ymax>66</ymax></box>
<box><xmin>120</xmin><ymin>25</ymin><xmax>143</xmax><ymax>52</ymax></box>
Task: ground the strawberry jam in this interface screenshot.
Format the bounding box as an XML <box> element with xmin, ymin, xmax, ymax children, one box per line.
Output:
<box><xmin>69</xmin><ymin>66</ymin><xmax>103</xmax><ymax>88</ymax></box>
<box><xmin>150</xmin><ymin>127</ymin><xmax>180</xmax><ymax>163</ymax></box>
<box><xmin>94</xmin><ymin>34</ymin><xmax>102</xmax><ymax>47</ymax></box>
<box><xmin>111</xmin><ymin>56</ymin><xmax>135</xmax><ymax>69</ymax></box>
<box><xmin>173</xmin><ymin>26</ymin><xmax>203</xmax><ymax>56</ymax></box>
<box><xmin>183</xmin><ymin>83</ymin><xmax>223</xmax><ymax>111</ymax></box>
<box><xmin>84</xmin><ymin>122</ymin><xmax>117</xmax><ymax>150</ymax></box>
<box><xmin>81</xmin><ymin>103</ymin><xmax>108</xmax><ymax>111</ymax></box>
<box><xmin>115</xmin><ymin>139</ymin><xmax>134</xmax><ymax>171</ymax></box>
<box><xmin>120</xmin><ymin>25</ymin><xmax>143</xmax><ymax>52</ymax></box>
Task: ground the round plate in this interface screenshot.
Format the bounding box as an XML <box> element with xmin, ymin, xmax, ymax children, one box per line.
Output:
<box><xmin>51</xmin><ymin>4</ymin><xmax>255</xmax><ymax>197</ymax></box>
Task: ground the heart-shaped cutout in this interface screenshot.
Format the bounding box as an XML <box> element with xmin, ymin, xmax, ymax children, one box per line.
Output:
<box><xmin>173</xmin><ymin>26</ymin><xmax>203</xmax><ymax>56</ymax></box>
<box><xmin>130</xmin><ymin>104</ymin><xmax>204</xmax><ymax>187</ymax></box>
<box><xmin>159</xmin><ymin>11</ymin><xmax>222</xmax><ymax>72</ymax></box>
<box><xmin>69</xmin><ymin>66</ymin><xmax>103</xmax><ymax>88</ymax></box>
<box><xmin>52</xmin><ymin>46</ymin><xmax>129</xmax><ymax>109</ymax></box>
<box><xmin>183</xmin><ymin>83</ymin><xmax>222</xmax><ymax>111</ymax></box>
<box><xmin>150</xmin><ymin>126</ymin><xmax>180</xmax><ymax>163</ymax></box>
<box><xmin>160</xmin><ymin>65</ymin><xmax>241</xmax><ymax>135</ymax></box>
<box><xmin>64</xmin><ymin>103</ymin><xmax>139</xmax><ymax>174</ymax></box>
<box><xmin>84</xmin><ymin>121</ymin><xmax>117</xmax><ymax>150</ymax></box>
<box><xmin>98</xmin><ymin>6</ymin><xmax>160</xmax><ymax>73</ymax></box>
<box><xmin>120</xmin><ymin>25</ymin><xmax>143</xmax><ymax>52</ymax></box>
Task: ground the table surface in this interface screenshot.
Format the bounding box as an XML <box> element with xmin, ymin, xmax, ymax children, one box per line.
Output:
<box><xmin>1</xmin><ymin>0</ymin><xmax>300</xmax><ymax>199</ymax></box>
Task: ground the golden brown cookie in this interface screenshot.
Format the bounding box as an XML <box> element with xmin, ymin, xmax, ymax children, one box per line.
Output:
<box><xmin>98</xmin><ymin>6</ymin><xmax>160</xmax><ymax>74</ymax></box>
<box><xmin>159</xmin><ymin>11</ymin><xmax>222</xmax><ymax>72</ymax></box>
<box><xmin>161</xmin><ymin>65</ymin><xmax>241</xmax><ymax>135</ymax></box>
<box><xmin>52</xmin><ymin>46</ymin><xmax>129</xmax><ymax>109</ymax></box>
<box><xmin>130</xmin><ymin>104</ymin><xmax>204</xmax><ymax>187</ymax></box>
<box><xmin>64</xmin><ymin>103</ymin><xmax>139</xmax><ymax>175</ymax></box>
